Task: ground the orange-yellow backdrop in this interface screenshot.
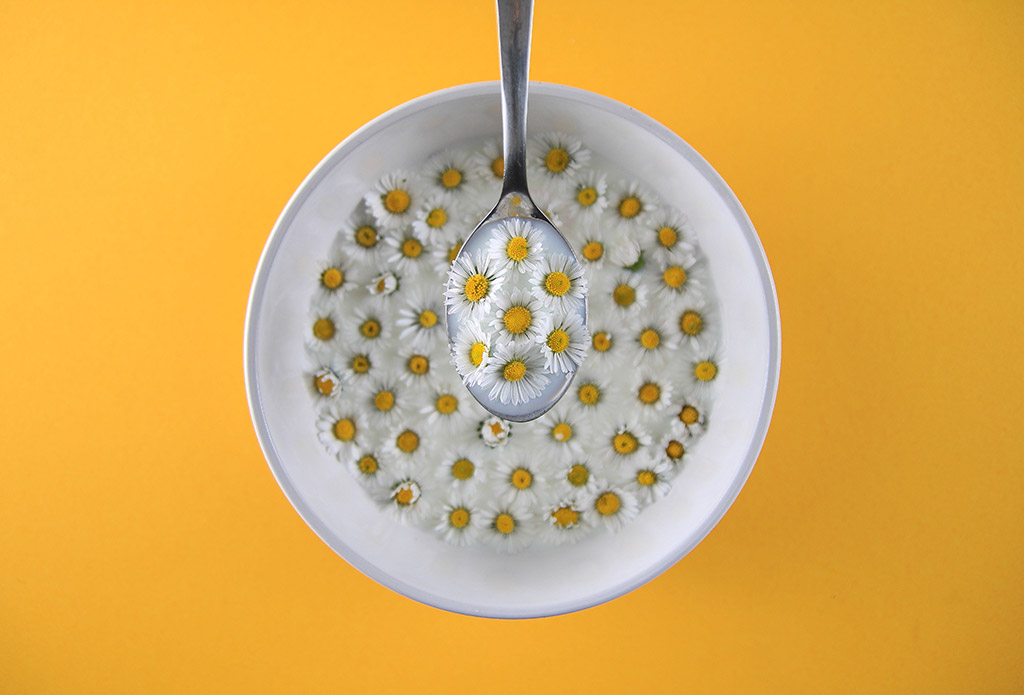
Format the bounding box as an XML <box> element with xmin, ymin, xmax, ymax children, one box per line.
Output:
<box><xmin>2</xmin><ymin>0</ymin><xmax>1022</xmax><ymax>692</ymax></box>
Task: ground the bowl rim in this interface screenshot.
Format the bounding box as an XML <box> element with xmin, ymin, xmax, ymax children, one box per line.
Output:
<box><xmin>244</xmin><ymin>81</ymin><xmax>782</xmax><ymax>618</ymax></box>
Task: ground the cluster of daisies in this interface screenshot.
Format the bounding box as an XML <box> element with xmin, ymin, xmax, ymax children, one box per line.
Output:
<box><xmin>305</xmin><ymin>132</ymin><xmax>721</xmax><ymax>552</ymax></box>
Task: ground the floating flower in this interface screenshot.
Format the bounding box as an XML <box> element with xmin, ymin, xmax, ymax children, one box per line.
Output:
<box><xmin>659</xmin><ymin>432</ymin><xmax>689</xmax><ymax>467</ymax></box>
<box><xmin>529</xmin><ymin>132</ymin><xmax>590</xmax><ymax>191</ymax></box>
<box><xmin>494</xmin><ymin>457</ymin><xmax>547</xmax><ymax>506</ymax></box>
<box><xmin>470</xmin><ymin>139</ymin><xmax>504</xmax><ymax>193</ymax></box>
<box><xmin>346</xmin><ymin>306</ymin><xmax>389</xmax><ymax>350</ymax></box>
<box><xmin>642</xmin><ymin>206</ymin><xmax>697</xmax><ymax>265</ymax></box>
<box><xmin>670</xmin><ymin>394</ymin><xmax>708</xmax><ymax>440</ymax></box>
<box><xmin>367</xmin><ymin>271</ymin><xmax>399</xmax><ymax>298</ymax></box>
<box><xmin>529</xmin><ymin>254</ymin><xmax>587</xmax><ymax>313</ymax></box>
<box><xmin>560</xmin><ymin>460</ymin><xmax>600</xmax><ymax>496</ymax></box>
<box><xmin>308</xmin><ymin>364</ymin><xmax>342</xmax><ymax>399</ymax></box>
<box><xmin>486</xmin><ymin>217</ymin><xmax>545</xmax><ymax>275</ymax></box>
<box><xmin>478</xmin><ymin>342</ymin><xmax>549</xmax><ymax>406</ymax></box>
<box><xmin>359</xmin><ymin>378</ymin><xmax>405</xmax><ymax>426</ymax></box>
<box><xmin>384</xmin><ymin>228</ymin><xmax>430</xmax><ymax>274</ymax></box>
<box><xmin>365</xmin><ymin>170</ymin><xmax>421</xmax><ymax>229</ymax></box>
<box><xmin>539</xmin><ymin>497</ymin><xmax>593</xmax><ymax>546</ymax></box>
<box><xmin>630</xmin><ymin>369</ymin><xmax>674</xmax><ymax>411</ymax></box>
<box><xmin>482</xmin><ymin>501</ymin><xmax>534</xmax><ymax>553</ymax></box>
<box><xmin>572</xmin><ymin>371</ymin><xmax>610</xmax><ymax>412</ymax></box>
<box><xmin>346</xmin><ymin>448</ymin><xmax>388</xmax><ymax>491</ymax></box>
<box><xmin>338</xmin><ymin>347</ymin><xmax>375</xmax><ymax>383</ymax></box>
<box><xmin>479</xmin><ymin>416</ymin><xmax>512</xmax><ymax>447</ymax></box>
<box><xmin>490</xmin><ymin>287</ymin><xmax>547</xmax><ymax>346</ymax></box>
<box><xmin>633</xmin><ymin>318</ymin><xmax>677</xmax><ymax>364</ymax></box>
<box><xmin>604</xmin><ymin>271</ymin><xmax>647</xmax><ymax>317</ymax></box>
<box><xmin>535</xmin><ymin>311</ymin><xmax>588</xmax><ymax>374</ymax></box>
<box><xmin>396</xmin><ymin>348</ymin><xmax>439</xmax><ymax>388</ymax></box>
<box><xmin>314</xmin><ymin>254</ymin><xmax>352</xmax><ymax>302</ymax></box>
<box><xmin>411</xmin><ymin>193</ymin><xmax>464</xmax><ymax>245</ymax></box>
<box><xmin>382</xmin><ymin>469</ymin><xmax>433</xmax><ymax>525</ymax></box>
<box><xmin>626</xmin><ymin>459</ymin><xmax>673</xmax><ymax>504</ymax></box>
<box><xmin>655</xmin><ymin>255</ymin><xmax>707</xmax><ymax>304</ymax></box>
<box><xmin>315</xmin><ymin>405</ymin><xmax>366</xmax><ymax>460</ymax></box>
<box><xmin>584</xmin><ymin>481</ymin><xmax>639</xmax><ymax>532</ymax></box>
<box><xmin>536</xmin><ymin>407</ymin><xmax>584</xmax><ymax>457</ymax></box>
<box><xmin>445</xmin><ymin>251</ymin><xmax>506</xmax><ymax>318</ymax></box>
<box><xmin>602</xmin><ymin>417</ymin><xmax>653</xmax><ymax>466</ymax></box>
<box><xmin>306</xmin><ymin>303</ymin><xmax>344</xmax><ymax>352</ymax></box>
<box><xmin>565</xmin><ymin>168</ymin><xmax>608</xmax><ymax>223</ymax></box>
<box><xmin>450</xmin><ymin>319</ymin><xmax>493</xmax><ymax>386</ymax></box>
<box><xmin>338</xmin><ymin>204</ymin><xmax>387</xmax><ymax>262</ymax></box>
<box><xmin>423</xmin><ymin>149</ymin><xmax>478</xmax><ymax>199</ymax></box>
<box><xmin>680</xmin><ymin>341</ymin><xmax>722</xmax><ymax>398</ymax></box>
<box><xmin>395</xmin><ymin>289</ymin><xmax>445</xmax><ymax>350</ymax></box>
<box><xmin>435</xmin><ymin>495</ymin><xmax>483</xmax><ymax>546</ymax></box>
<box><xmin>434</xmin><ymin>444</ymin><xmax>489</xmax><ymax>494</ymax></box>
<box><xmin>420</xmin><ymin>381</ymin><xmax>474</xmax><ymax>433</ymax></box>
<box><xmin>574</xmin><ymin>219</ymin><xmax>612</xmax><ymax>270</ymax></box>
<box><xmin>607</xmin><ymin>179</ymin><xmax>657</xmax><ymax>231</ymax></box>
<box><xmin>384</xmin><ymin>424</ymin><xmax>426</xmax><ymax>464</ymax></box>
<box><xmin>674</xmin><ymin>299</ymin><xmax>719</xmax><ymax>353</ymax></box>
<box><xmin>431</xmin><ymin>234</ymin><xmax>466</xmax><ymax>276</ymax></box>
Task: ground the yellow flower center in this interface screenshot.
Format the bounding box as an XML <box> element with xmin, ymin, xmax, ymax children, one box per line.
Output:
<box><xmin>640</xmin><ymin>329</ymin><xmax>660</xmax><ymax>350</ymax></box>
<box><xmin>451</xmin><ymin>458</ymin><xmax>475</xmax><ymax>480</ymax></box>
<box><xmin>333</xmin><ymin>418</ymin><xmax>355</xmax><ymax>441</ymax></box>
<box><xmin>544</xmin><ymin>271</ymin><xmax>571</xmax><ymax>296</ymax></box>
<box><xmin>396</xmin><ymin>430</ymin><xmax>419</xmax><ymax>453</ymax></box>
<box><xmin>666</xmin><ymin>440</ymin><xmax>685</xmax><ymax>460</ymax></box>
<box><xmin>613</xmin><ymin>432</ymin><xmax>638</xmax><ymax>455</ymax></box>
<box><xmin>357</xmin><ymin>455</ymin><xmax>378</xmax><ymax>474</ymax></box>
<box><xmin>384</xmin><ymin>189</ymin><xmax>410</xmax><ymax>214</ymax></box>
<box><xmin>567</xmin><ymin>464</ymin><xmax>589</xmax><ymax>487</ymax></box>
<box><xmin>469</xmin><ymin>341</ymin><xmax>487</xmax><ymax>367</ymax></box>
<box><xmin>447</xmin><ymin>242</ymin><xmax>461</xmax><ymax>264</ymax></box>
<box><xmin>464</xmin><ymin>273</ymin><xmax>489</xmax><ymax>302</ymax></box>
<box><xmin>695</xmin><ymin>360</ymin><xmax>718</xmax><ymax>382</ymax></box>
<box><xmin>441</xmin><ymin>168</ymin><xmax>462</xmax><ymax>189</ymax></box>
<box><xmin>637</xmin><ymin>470</ymin><xmax>656</xmax><ymax>487</ymax></box>
<box><xmin>578</xmin><ymin>383</ymin><xmax>600</xmax><ymax>405</ymax></box>
<box><xmin>449</xmin><ymin>508</ymin><xmax>470</xmax><ymax>528</ymax></box>
<box><xmin>503</xmin><ymin>360</ymin><xmax>527</xmax><ymax>382</ymax></box>
<box><xmin>612</xmin><ymin>283</ymin><xmax>636</xmax><ymax>307</ymax></box>
<box><xmin>552</xmin><ymin>507</ymin><xmax>579</xmax><ymax>528</ymax></box>
<box><xmin>436</xmin><ymin>394</ymin><xmax>458</xmax><ymax>415</ymax></box>
<box><xmin>506</xmin><ymin>236</ymin><xmax>529</xmax><ymax>262</ymax></box>
<box><xmin>582</xmin><ymin>241</ymin><xmax>604</xmax><ymax>261</ymax></box>
<box><xmin>663</xmin><ymin>266</ymin><xmax>687</xmax><ymax>289</ymax></box>
<box><xmin>576</xmin><ymin>186</ymin><xmax>597</xmax><ymax>207</ymax></box>
<box><xmin>373</xmin><ymin>390</ymin><xmax>395</xmax><ymax>411</ymax></box>
<box><xmin>408</xmin><ymin>355</ymin><xmax>429</xmax><ymax>375</ymax></box>
<box><xmin>592</xmin><ymin>331</ymin><xmax>611</xmax><ymax>352</ymax></box>
<box><xmin>314</xmin><ymin>372</ymin><xmax>337</xmax><ymax>395</ymax></box>
<box><xmin>375</xmin><ymin>276</ymin><xmax>391</xmax><ymax>293</ymax></box>
<box><xmin>545</xmin><ymin>147</ymin><xmax>570</xmax><ymax>173</ymax></box>
<box><xmin>491</xmin><ymin>156</ymin><xmax>504</xmax><ymax>178</ymax></box>
<box><xmin>360</xmin><ymin>319</ymin><xmax>380</xmax><ymax>339</ymax></box>
<box><xmin>321</xmin><ymin>267</ymin><xmax>343</xmax><ymax>289</ymax></box>
<box><xmin>657</xmin><ymin>226</ymin><xmax>678</xmax><ymax>247</ymax></box>
<box><xmin>352</xmin><ymin>355</ymin><xmax>370</xmax><ymax>373</ymax></box>
<box><xmin>552</xmin><ymin>422</ymin><xmax>572</xmax><ymax>442</ymax></box>
<box><xmin>596</xmin><ymin>492</ymin><xmax>621</xmax><ymax>516</ymax></box>
<box><xmin>638</xmin><ymin>382</ymin><xmax>661</xmax><ymax>404</ymax></box>
<box><xmin>313</xmin><ymin>317</ymin><xmax>335</xmax><ymax>341</ymax></box>
<box><xmin>618</xmin><ymin>196</ymin><xmax>641</xmax><ymax>218</ymax></box>
<box><xmin>547</xmin><ymin>329</ymin><xmax>569</xmax><ymax>353</ymax></box>
<box><xmin>494</xmin><ymin>513</ymin><xmax>515</xmax><ymax>534</ymax></box>
<box><xmin>681</xmin><ymin>310</ymin><xmax>703</xmax><ymax>336</ymax></box>
<box><xmin>679</xmin><ymin>405</ymin><xmax>700</xmax><ymax>426</ymax></box>
<box><xmin>503</xmin><ymin>305</ymin><xmax>532</xmax><ymax>334</ymax></box>
<box><xmin>401</xmin><ymin>238</ymin><xmax>422</xmax><ymax>258</ymax></box>
<box><xmin>418</xmin><ymin>309</ymin><xmax>438</xmax><ymax>328</ymax></box>
<box><xmin>426</xmin><ymin>208</ymin><xmax>447</xmax><ymax>228</ymax></box>
<box><xmin>355</xmin><ymin>225</ymin><xmax>378</xmax><ymax>248</ymax></box>
<box><xmin>511</xmin><ymin>468</ymin><xmax>532</xmax><ymax>490</ymax></box>
<box><xmin>394</xmin><ymin>485</ymin><xmax>416</xmax><ymax>506</ymax></box>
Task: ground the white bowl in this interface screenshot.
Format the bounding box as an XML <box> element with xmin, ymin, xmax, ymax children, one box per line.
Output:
<box><xmin>244</xmin><ymin>82</ymin><xmax>780</xmax><ymax>618</ymax></box>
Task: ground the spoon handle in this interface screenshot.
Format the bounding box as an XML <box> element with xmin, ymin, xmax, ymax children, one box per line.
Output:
<box><xmin>496</xmin><ymin>0</ymin><xmax>533</xmax><ymax>197</ymax></box>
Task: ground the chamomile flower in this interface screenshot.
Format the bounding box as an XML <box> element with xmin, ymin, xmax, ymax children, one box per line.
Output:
<box><xmin>359</xmin><ymin>378</ymin><xmax>406</xmax><ymax>426</ymax></box>
<box><xmin>384</xmin><ymin>228</ymin><xmax>430</xmax><ymax>274</ymax></box>
<box><xmin>382</xmin><ymin>469</ymin><xmax>433</xmax><ymax>525</ymax></box>
<box><xmin>602</xmin><ymin>417</ymin><xmax>653</xmax><ymax>467</ymax></box>
<box><xmin>434</xmin><ymin>444</ymin><xmax>489</xmax><ymax>494</ymax></box>
<box><xmin>384</xmin><ymin>424</ymin><xmax>428</xmax><ymax>464</ymax></box>
<box><xmin>674</xmin><ymin>299</ymin><xmax>719</xmax><ymax>353</ymax></box>
<box><xmin>338</xmin><ymin>347</ymin><xmax>375</xmax><ymax>383</ymax></box>
<box><xmin>655</xmin><ymin>255</ymin><xmax>707</xmax><ymax>304</ymax></box>
<box><xmin>445</xmin><ymin>251</ymin><xmax>506</xmax><ymax>318</ymax></box>
<box><xmin>670</xmin><ymin>394</ymin><xmax>708</xmax><ymax>440</ymax></box>
<box><xmin>423</xmin><ymin>149</ymin><xmax>478</xmax><ymax>199</ymax></box>
<box><xmin>574</xmin><ymin>219</ymin><xmax>612</xmax><ymax>270</ymax></box>
<box><xmin>529</xmin><ymin>254</ymin><xmax>587</xmax><ymax>312</ymax></box>
<box><xmin>680</xmin><ymin>341</ymin><xmax>722</xmax><ymax>398</ymax></box>
<box><xmin>494</xmin><ymin>458</ymin><xmax>547</xmax><ymax>506</ymax></box>
<box><xmin>565</xmin><ymin>168</ymin><xmax>608</xmax><ymax>223</ymax></box>
<box><xmin>314</xmin><ymin>254</ymin><xmax>353</xmax><ymax>302</ymax></box>
<box><xmin>411</xmin><ymin>194</ymin><xmax>463</xmax><ymax>245</ymax></box>
<box><xmin>572</xmin><ymin>371</ymin><xmax>611</xmax><ymax>413</ymax></box>
<box><xmin>539</xmin><ymin>497</ymin><xmax>593</xmax><ymax>546</ymax></box>
<box><xmin>395</xmin><ymin>289</ymin><xmax>446</xmax><ymax>350</ymax></box>
<box><xmin>631</xmin><ymin>370</ymin><xmax>674</xmax><ymax>411</ymax></box>
<box><xmin>490</xmin><ymin>288</ymin><xmax>547</xmax><ymax>346</ymax></box>
<box><xmin>478</xmin><ymin>342</ymin><xmax>549</xmax><ymax>406</ymax></box>
<box><xmin>396</xmin><ymin>348</ymin><xmax>440</xmax><ymax>388</ymax></box>
<box><xmin>450</xmin><ymin>319</ymin><xmax>493</xmax><ymax>386</ymax></box>
<box><xmin>420</xmin><ymin>381</ymin><xmax>474</xmax><ymax>433</ymax></box>
<box><xmin>530</xmin><ymin>132</ymin><xmax>590</xmax><ymax>191</ymax></box>
<box><xmin>306</xmin><ymin>303</ymin><xmax>344</xmax><ymax>352</ymax></box>
<box><xmin>585</xmin><ymin>296</ymin><xmax>619</xmax><ymax>364</ymax></box>
<box><xmin>479</xmin><ymin>416</ymin><xmax>512</xmax><ymax>448</ymax></box>
<box><xmin>346</xmin><ymin>306</ymin><xmax>389</xmax><ymax>350</ymax></box>
<box><xmin>365</xmin><ymin>170</ymin><xmax>421</xmax><ymax>229</ymax></box>
<box><xmin>308</xmin><ymin>364</ymin><xmax>343</xmax><ymax>399</ymax></box>
<box><xmin>435</xmin><ymin>495</ymin><xmax>483</xmax><ymax>546</ymax></box>
<box><xmin>486</xmin><ymin>217</ymin><xmax>545</xmax><ymax>275</ymax></box>
<box><xmin>367</xmin><ymin>271</ymin><xmax>400</xmax><ymax>298</ymax></box>
<box><xmin>642</xmin><ymin>206</ymin><xmax>697</xmax><ymax>265</ymax></box>
<box><xmin>338</xmin><ymin>204</ymin><xmax>387</xmax><ymax>262</ymax></box>
<box><xmin>346</xmin><ymin>448</ymin><xmax>388</xmax><ymax>492</ymax></box>
<box><xmin>584</xmin><ymin>480</ymin><xmax>640</xmax><ymax>532</ymax></box>
<box><xmin>560</xmin><ymin>460</ymin><xmax>600</xmax><ymax>496</ymax></box>
<box><xmin>633</xmin><ymin>318</ymin><xmax>677</xmax><ymax>365</ymax></box>
<box><xmin>626</xmin><ymin>459</ymin><xmax>673</xmax><ymax>504</ymax></box>
<box><xmin>315</xmin><ymin>405</ymin><xmax>366</xmax><ymax>460</ymax></box>
<box><xmin>659</xmin><ymin>432</ymin><xmax>690</xmax><ymax>467</ymax></box>
<box><xmin>604</xmin><ymin>271</ymin><xmax>647</xmax><ymax>317</ymax></box>
<box><xmin>535</xmin><ymin>311</ymin><xmax>589</xmax><ymax>374</ymax></box>
<box><xmin>536</xmin><ymin>407</ymin><xmax>584</xmax><ymax>457</ymax></box>
<box><xmin>607</xmin><ymin>179</ymin><xmax>657</xmax><ymax>231</ymax></box>
<box><xmin>471</xmin><ymin>139</ymin><xmax>505</xmax><ymax>192</ymax></box>
<box><xmin>482</xmin><ymin>501</ymin><xmax>534</xmax><ymax>553</ymax></box>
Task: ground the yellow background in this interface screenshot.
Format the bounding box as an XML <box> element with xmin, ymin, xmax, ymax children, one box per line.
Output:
<box><xmin>2</xmin><ymin>0</ymin><xmax>1022</xmax><ymax>691</ymax></box>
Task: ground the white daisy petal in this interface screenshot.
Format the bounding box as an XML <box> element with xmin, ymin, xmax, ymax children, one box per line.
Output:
<box><xmin>486</xmin><ymin>217</ymin><xmax>545</xmax><ymax>275</ymax></box>
<box><xmin>535</xmin><ymin>311</ymin><xmax>589</xmax><ymax>374</ymax></box>
<box><xmin>529</xmin><ymin>254</ymin><xmax>587</xmax><ymax>313</ymax></box>
<box><xmin>445</xmin><ymin>251</ymin><xmax>507</xmax><ymax>318</ymax></box>
<box><xmin>477</xmin><ymin>342</ymin><xmax>550</xmax><ymax>406</ymax></box>
<box><xmin>365</xmin><ymin>170</ymin><xmax>423</xmax><ymax>229</ymax></box>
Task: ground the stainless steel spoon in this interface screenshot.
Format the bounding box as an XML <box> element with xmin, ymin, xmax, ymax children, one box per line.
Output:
<box><xmin>446</xmin><ymin>0</ymin><xmax>587</xmax><ymax>422</ymax></box>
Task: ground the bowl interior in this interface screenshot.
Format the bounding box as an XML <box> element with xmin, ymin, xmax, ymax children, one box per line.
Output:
<box><xmin>245</xmin><ymin>82</ymin><xmax>779</xmax><ymax>617</ymax></box>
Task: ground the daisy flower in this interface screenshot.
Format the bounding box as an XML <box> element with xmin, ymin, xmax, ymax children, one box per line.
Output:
<box><xmin>486</xmin><ymin>217</ymin><xmax>545</xmax><ymax>275</ymax></box>
<box><xmin>308</xmin><ymin>364</ymin><xmax>343</xmax><ymax>399</ymax></box>
<box><xmin>450</xmin><ymin>319</ymin><xmax>493</xmax><ymax>386</ymax></box>
<box><xmin>679</xmin><ymin>341</ymin><xmax>722</xmax><ymax>398</ymax></box>
<box><xmin>529</xmin><ymin>254</ymin><xmax>587</xmax><ymax>313</ymax></box>
<box><xmin>633</xmin><ymin>318</ymin><xmax>677</xmax><ymax>365</ymax></box>
<box><xmin>490</xmin><ymin>288</ymin><xmax>547</xmax><ymax>346</ymax></box>
<box><xmin>560</xmin><ymin>460</ymin><xmax>600</xmax><ymax>496</ymax></box>
<box><xmin>529</xmin><ymin>131</ymin><xmax>590</xmax><ymax>191</ymax></box>
<box><xmin>631</xmin><ymin>370</ymin><xmax>674</xmax><ymax>411</ymax></box>
<box><xmin>383</xmin><ymin>424</ymin><xmax>427</xmax><ymax>464</ymax></box>
<box><xmin>395</xmin><ymin>348</ymin><xmax>440</xmax><ymax>388</ymax></box>
<box><xmin>539</xmin><ymin>497</ymin><xmax>593</xmax><ymax>546</ymax></box>
<box><xmin>382</xmin><ymin>470</ymin><xmax>433</xmax><ymax>526</ymax></box>
<box><xmin>367</xmin><ymin>271</ymin><xmax>400</xmax><ymax>298</ymax></box>
<box><xmin>674</xmin><ymin>299</ymin><xmax>719</xmax><ymax>353</ymax></box>
<box><xmin>572</xmin><ymin>371</ymin><xmax>611</xmax><ymax>413</ymax></box>
<box><xmin>536</xmin><ymin>407</ymin><xmax>584</xmax><ymax>457</ymax></box>
<box><xmin>434</xmin><ymin>444</ymin><xmax>489</xmax><ymax>494</ymax></box>
<box><xmin>338</xmin><ymin>347</ymin><xmax>375</xmax><ymax>383</ymax></box>
<box><xmin>470</xmin><ymin>139</ymin><xmax>505</xmax><ymax>193</ymax></box>
<box><xmin>346</xmin><ymin>448</ymin><xmax>389</xmax><ymax>492</ymax></box>
<box><xmin>431</xmin><ymin>234</ymin><xmax>466</xmax><ymax>276</ymax></box>
<box><xmin>314</xmin><ymin>254</ymin><xmax>352</xmax><ymax>303</ymax></box>
<box><xmin>435</xmin><ymin>495</ymin><xmax>483</xmax><ymax>546</ymax></box>
<box><xmin>607</xmin><ymin>179</ymin><xmax>657</xmax><ymax>231</ymax></box>
<box><xmin>338</xmin><ymin>204</ymin><xmax>387</xmax><ymax>262</ymax></box>
<box><xmin>423</xmin><ymin>148</ymin><xmax>478</xmax><ymax>199</ymax></box>
<box><xmin>314</xmin><ymin>405</ymin><xmax>366</xmax><ymax>460</ymax></box>
<box><xmin>494</xmin><ymin>457</ymin><xmax>548</xmax><ymax>507</ymax></box>
<box><xmin>535</xmin><ymin>311</ymin><xmax>588</xmax><ymax>374</ymax></box>
<box><xmin>481</xmin><ymin>501</ymin><xmax>535</xmax><ymax>553</ymax></box>
<box><xmin>584</xmin><ymin>480</ymin><xmax>640</xmax><ymax>532</ymax></box>
<box><xmin>659</xmin><ymin>432</ymin><xmax>689</xmax><ymax>467</ymax></box>
<box><xmin>655</xmin><ymin>255</ymin><xmax>707</xmax><ymax>305</ymax></box>
<box><xmin>601</xmin><ymin>417</ymin><xmax>653</xmax><ymax>467</ymax></box>
<box><xmin>411</xmin><ymin>193</ymin><xmax>464</xmax><ymax>246</ymax></box>
<box><xmin>642</xmin><ymin>206</ymin><xmax>697</xmax><ymax>266</ymax></box>
<box><xmin>419</xmin><ymin>381</ymin><xmax>474</xmax><ymax>433</ymax></box>
<box><xmin>478</xmin><ymin>342</ymin><xmax>550</xmax><ymax>406</ymax></box>
<box><xmin>574</xmin><ymin>219</ymin><xmax>612</xmax><ymax>270</ymax></box>
<box><xmin>365</xmin><ymin>170</ymin><xmax>421</xmax><ymax>229</ymax></box>
<box><xmin>306</xmin><ymin>303</ymin><xmax>344</xmax><ymax>352</ymax></box>
<box><xmin>346</xmin><ymin>306</ymin><xmax>389</xmax><ymax>350</ymax></box>
<box><xmin>565</xmin><ymin>168</ymin><xmax>608</xmax><ymax>223</ymax></box>
<box><xmin>359</xmin><ymin>378</ymin><xmax>406</xmax><ymax>426</ymax></box>
<box><xmin>445</xmin><ymin>251</ymin><xmax>506</xmax><ymax>318</ymax></box>
<box><xmin>670</xmin><ymin>394</ymin><xmax>709</xmax><ymax>440</ymax></box>
<box><xmin>479</xmin><ymin>416</ymin><xmax>512</xmax><ymax>448</ymax></box>
<box><xmin>604</xmin><ymin>270</ymin><xmax>647</xmax><ymax>317</ymax></box>
<box><xmin>384</xmin><ymin>228</ymin><xmax>430</xmax><ymax>274</ymax></box>
<box><xmin>395</xmin><ymin>289</ymin><xmax>446</xmax><ymax>350</ymax></box>
<box><xmin>626</xmin><ymin>459</ymin><xmax>673</xmax><ymax>504</ymax></box>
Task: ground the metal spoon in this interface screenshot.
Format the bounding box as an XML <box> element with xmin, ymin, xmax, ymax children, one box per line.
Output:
<box><xmin>445</xmin><ymin>0</ymin><xmax>587</xmax><ymax>422</ymax></box>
